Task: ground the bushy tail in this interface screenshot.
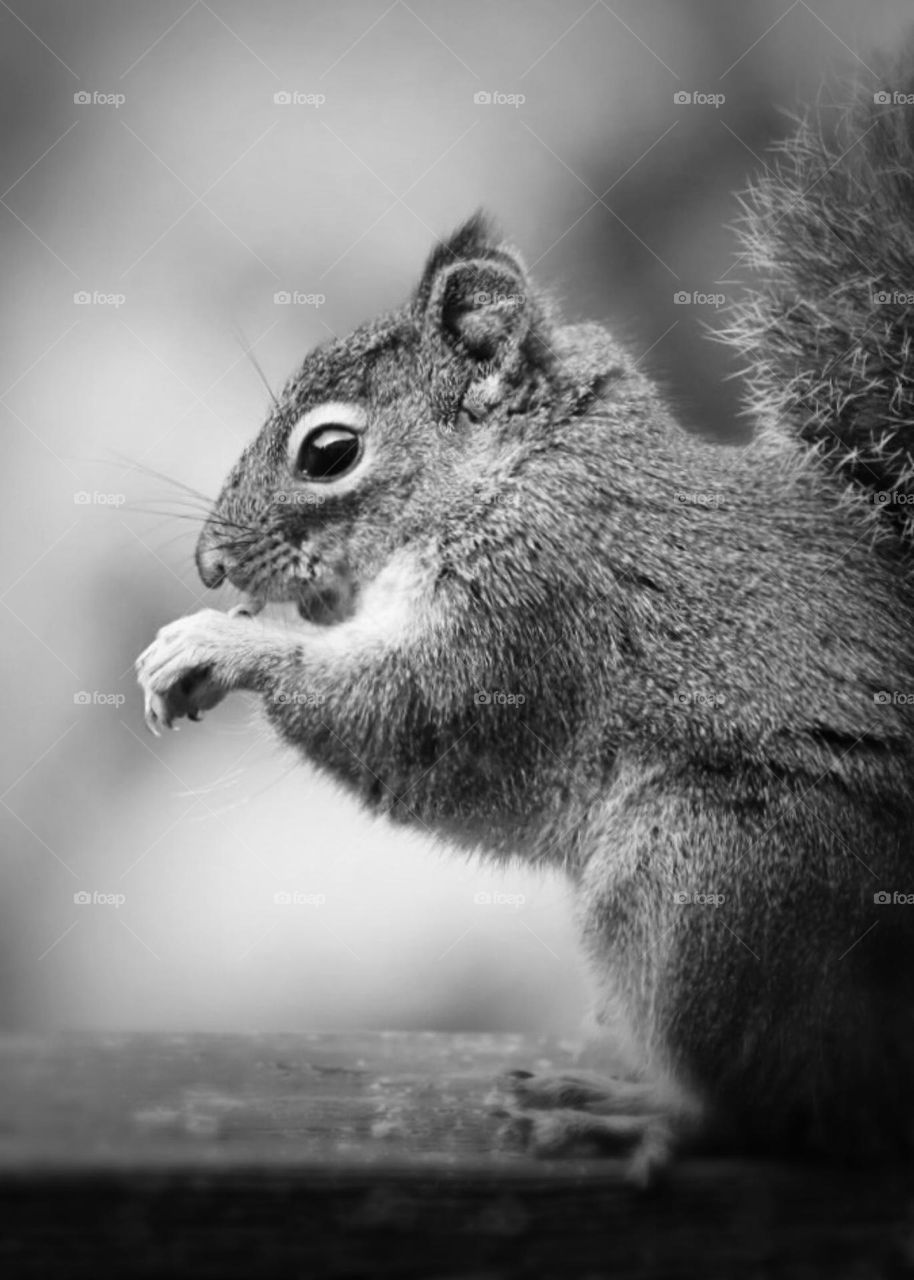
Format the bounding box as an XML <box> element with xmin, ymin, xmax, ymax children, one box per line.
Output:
<box><xmin>722</xmin><ymin>47</ymin><xmax>914</xmax><ymax>536</ymax></box>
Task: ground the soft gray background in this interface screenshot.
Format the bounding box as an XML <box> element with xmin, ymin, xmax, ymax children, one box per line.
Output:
<box><xmin>0</xmin><ymin>0</ymin><xmax>909</xmax><ymax>1030</ymax></box>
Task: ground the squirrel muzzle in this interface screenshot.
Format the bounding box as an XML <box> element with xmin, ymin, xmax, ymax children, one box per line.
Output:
<box><xmin>195</xmin><ymin>522</ymin><xmax>229</xmax><ymax>589</ymax></box>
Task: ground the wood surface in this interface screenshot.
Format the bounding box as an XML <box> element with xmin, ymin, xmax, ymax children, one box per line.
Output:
<box><xmin>0</xmin><ymin>1030</ymin><xmax>912</xmax><ymax>1278</ymax></box>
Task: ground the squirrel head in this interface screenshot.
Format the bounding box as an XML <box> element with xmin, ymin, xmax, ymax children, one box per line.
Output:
<box><xmin>197</xmin><ymin>212</ymin><xmax>614</xmax><ymax>621</ymax></box>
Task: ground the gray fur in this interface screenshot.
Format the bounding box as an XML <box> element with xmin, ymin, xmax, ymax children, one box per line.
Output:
<box><xmin>141</xmin><ymin>64</ymin><xmax>914</xmax><ymax>1160</ymax></box>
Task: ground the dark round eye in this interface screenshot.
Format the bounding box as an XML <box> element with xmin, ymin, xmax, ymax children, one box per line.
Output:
<box><xmin>294</xmin><ymin>426</ymin><xmax>362</xmax><ymax>481</ymax></box>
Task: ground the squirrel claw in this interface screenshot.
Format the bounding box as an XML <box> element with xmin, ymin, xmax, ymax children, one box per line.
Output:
<box><xmin>143</xmin><ymin>693</ymin><xmax>164</xmax><ymax>737</ymax></box>
<box><xmin>141</xmin><ymin>672</ymin><xmax>220</xmax><ymax>734</ymax></box>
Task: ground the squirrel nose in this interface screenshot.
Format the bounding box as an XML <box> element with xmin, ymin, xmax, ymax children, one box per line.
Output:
<box><xmin>196</xmin><ymin>526</ymin><xmax>228</xmax><ymax>589</ymax></box>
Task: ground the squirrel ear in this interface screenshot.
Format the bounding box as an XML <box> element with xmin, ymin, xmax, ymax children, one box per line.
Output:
<box><xmin>417</xmin><ymin>213</ymin><xmax>531</xmax><ymax>363</ymax></box>
<box><xmin>434</xmin><ymin>259</ymin><xmax>529</xmax><ymax>360</ymax></box>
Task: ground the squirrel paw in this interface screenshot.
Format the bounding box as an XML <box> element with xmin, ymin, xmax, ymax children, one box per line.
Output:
<box><xmin>492</xmin><ymin>1069</ymin><xmax>664</xmax><ymax>1115</ymax></box>
<box><xmin>489</xmin><ymin>1070</ymin><xmax>679</xmax><ymax>1187</ymax></box>
<box><xmin>135</xmin><ymin>608</ymin><xmax>260</xmax><ymax>735</ymax></box>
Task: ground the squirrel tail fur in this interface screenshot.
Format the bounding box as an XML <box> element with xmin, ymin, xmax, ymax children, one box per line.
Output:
<box><xmin>722</xmin><ymin>50</ymin><xmax>914</xmax><ymax>539</ymax></box>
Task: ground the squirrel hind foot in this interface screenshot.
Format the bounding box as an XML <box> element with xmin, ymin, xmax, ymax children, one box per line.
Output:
<box><xmin>488</xmin><ymin>1069</ymin><xmax>689</xmax><ymax>1185</ymax></box>
<box><xmin>493</xmin><ymin>1105</ymin><xmax>676</xmax><ymax>1187</ymax></box>
<box><xmin>492</xmin><ymin>1069</ymin><xmax>667</xmax><ymax>1115</ymax></box>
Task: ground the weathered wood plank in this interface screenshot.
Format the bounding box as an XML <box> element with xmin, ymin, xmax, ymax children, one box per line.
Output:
<box><xmin>0</xmin><ymin>1032</ymin><xmax>912</xmax><ymax>1278</ymax></box>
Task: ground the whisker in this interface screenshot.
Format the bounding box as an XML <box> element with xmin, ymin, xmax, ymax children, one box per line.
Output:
<box><xmin>232</xmin><ymin>322</ymin><xmax>279</xmax><ymax>408</ymax></box>
<box><xmin>126</xmin><ymin>507</ymin><xmax>259</xmax><ymax>540</ymax></box>
<box><xmin>126</xmin><ymin>502</ymin><xmax>266</xmax><ymax>542</ymax></box>
<box><xmin>152</xmin><ymin>531</ymin><xmax>206</xmax><ymax>555</ymax></box>
<box><xmin>126</xmin><ymin>505</ymin><xmax>209</xmax><ymax>521</ymax></box>
<box><xmin>104</xmin><ymin>451</ymin><xmax>216</xmax><ymax>504</ymax></box>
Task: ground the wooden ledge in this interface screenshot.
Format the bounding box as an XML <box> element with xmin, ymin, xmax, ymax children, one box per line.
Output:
<box><xmin>0</xmin><ymin>1031</ymin><xmax>911</xmax><ymax>1277</ymax></box>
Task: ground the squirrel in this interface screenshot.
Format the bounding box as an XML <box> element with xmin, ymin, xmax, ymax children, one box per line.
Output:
<box><xmin>137</xmin><ymin>53</ymin><xmax>914</xmax><ymax>1179</ymax></box>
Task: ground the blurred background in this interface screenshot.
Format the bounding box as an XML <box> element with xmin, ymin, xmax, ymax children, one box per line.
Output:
<box><xmin>0</xmin><ymin>0</ymin><xmax>909</xmax><ymax>1032</ymax></box>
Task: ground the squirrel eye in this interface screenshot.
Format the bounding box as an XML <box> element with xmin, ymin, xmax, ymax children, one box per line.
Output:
<box><xmin>295</xmin><ymin>426</ymin><xmax>362</xmax><ymax>481</ymax></box>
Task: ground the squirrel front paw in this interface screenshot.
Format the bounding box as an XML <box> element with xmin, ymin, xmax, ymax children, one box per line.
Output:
<box><xmin>136</xmin><ymin>607</ymin><xmax>263</xmax><ymax>735</ymax></box>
